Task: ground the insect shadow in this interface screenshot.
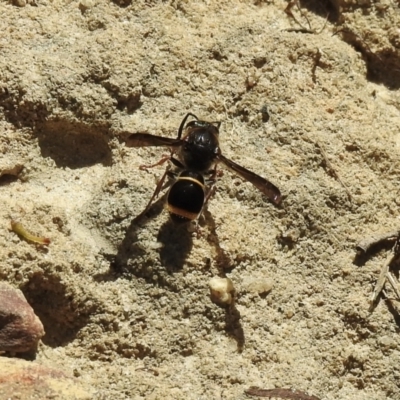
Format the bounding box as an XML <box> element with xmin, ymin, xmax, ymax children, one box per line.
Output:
<box><xmin>95</xmin><ymin>193</ymin><xmax>232</xmax><ymax>285</ymax></box>
<box><xmin>108</xmin><ymin>193</ymin><xmax>194</xmax><ymax>279</ymax></box>
<box><xmin>157</xmin><ymin>220</ymin><xmax>193</xmax><ymax>271</ymax></box>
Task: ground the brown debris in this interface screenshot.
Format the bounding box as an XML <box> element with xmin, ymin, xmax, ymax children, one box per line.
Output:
<box><xmin>316</xmin><ymin>141</ymin><xmax>352</xmax><ymax>201</ymax></box>
<box><xmin>245</xmin><ymin>387</ymin><xmax>321</xmax><ymax>400</ymax></box>
<box><xmin>356</xmin><ymin>229</ymin><xmax>400</xmax><ymax>254</ymax></box>
<box><xmin>356</xmin><ymin>231</ymin><xmax>400</xmax><ymax>311</ymax></box>
<box><xmin>0</xmin><ymin>282</ymin><xmax>44</xmax><ymax>353</ymax></box>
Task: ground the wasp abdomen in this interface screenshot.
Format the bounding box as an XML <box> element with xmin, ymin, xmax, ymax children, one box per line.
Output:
<box><xmin>167</xmin><ymin>171</ymin><xmax>205</xmax><ymax>223</ymax></box>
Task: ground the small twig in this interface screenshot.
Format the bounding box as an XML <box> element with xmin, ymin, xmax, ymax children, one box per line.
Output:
<box><xmin>387</xmin><ymin>272</ymin><xmax>400</xmax><ymax>301</ymax></box>
<box><xmin>311</xmin><ymin>48</ymin><xmax>322</xmax><ymax>82</ymax></box>
<box><xmin>285</xmin><ymin>28</ymin><xmax>316</xmax><ymax>34</ymax></box>
<box><xmin>316</xmin><ymin>141</ymin><xmax>352</xmax><ymax>201</ymax></box>
<box><xmin>369</xmin><ymin>251</ymin><xmax>393</xmax><ymax>311</ymax></box>
<box><xmin>356</xmin><ymin>231</ymin><xmax>400</xmax><ymax>311</ymax></box>
<box><xmin>368</xmin><ymin>235</ymin><xmax>400</xmax><ymax>311</ymax></box>
<box><xmin>245</xmin><ymin>387</ymin><xmax>321</xmax><ymax>400</ymax></box>
<box><xmin>395</xmin><ymin>235</ymin><xmax>400</xmax><ymax>256</ymax></box>
<box><xmin>356</xmin><ymin>229</ymin><xmax>400</xmax><ymax>253</ymax></box>
<box><xmin>384</xmin><ymin>295</ymin><xmax>400</xmax><ymax>325</ymax></box>
<box><xmin>284</xmin><ymin>0</ymin><xmax>312</xmax><ymax>31</ymax></box>
<box><xmin>284</xmin><ymin>0</ymin><xmax>329</xmax><ymax>35</ymax></box>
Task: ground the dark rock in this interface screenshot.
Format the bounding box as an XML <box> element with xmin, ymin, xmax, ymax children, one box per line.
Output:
<box><xmin>0</xmin><ymin>283</ymin><xmax>44</xmax><ymax>353</ymax></box>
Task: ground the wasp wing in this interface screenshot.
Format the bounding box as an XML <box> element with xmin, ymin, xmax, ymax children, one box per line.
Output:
<box><xmin>218</xmin><ymin>154</ymin><xmax>282</xmax><ymax>205</ymax></box>
<box><xmin>126</xmin><ymin>133</ymin><xmax>184</xmax><ymax>148</ymax></box>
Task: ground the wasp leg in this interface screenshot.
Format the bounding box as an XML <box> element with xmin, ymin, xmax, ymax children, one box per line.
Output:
<box><xmin>139</xmin><ymin>154</ymin><xmax>171</xmax><ymax>171</ymax></box>
<box><xmin>139</xmin><ymin>147</ymin><xmax>185</xmax><ymax>171</ymax></box>
<box><xmin>192</xmin><ymin>185</ymin><xmax>217</xmax><ymax>238</ymax></box>
<box><xmin>202</xmin><ymin>166</ymin><xmax>219</xmax><ymax>214</ymax></box>
<box><xmin>137</xmin><ymin>167</ymin><xmax>173</xmax><ymax>218</ymax></box>
<box><xmin>193</xmin><ymin>166</ymin><xmax>219</xmax><ymax>237</ymax></box>
<box><xmin>137</xmin><ymin>153</ymin><xmax>184</xmax><ymax>219</ymax></box>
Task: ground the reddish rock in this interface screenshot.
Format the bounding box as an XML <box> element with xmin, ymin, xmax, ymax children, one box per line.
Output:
<box><xmin>0</xmin><ymin>357</ymin><xmax>92</xmax><ymax>399</ymax></box>
<box><xmin>0</xmin><ymin>283</ymin><xmax>44</xmax><ymax>353</ymax></box>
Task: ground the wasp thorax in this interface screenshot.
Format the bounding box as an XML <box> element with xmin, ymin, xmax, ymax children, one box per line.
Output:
<box><xmin>180</xmin><ymin>123</ymin><xmax>220</xmax><ymax>172</ymax></box>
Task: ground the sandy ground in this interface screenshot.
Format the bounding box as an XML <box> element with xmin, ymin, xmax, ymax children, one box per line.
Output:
<box><xmin>1</xmin><ymin>0</ymin><xmax>400</xmax><ymax>399</ymax></box>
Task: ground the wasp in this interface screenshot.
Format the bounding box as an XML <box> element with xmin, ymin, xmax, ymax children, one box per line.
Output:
<box><xmin>126</xmin><ymin>113</ymin><xmax>281</xmax><ymax>223</ymax></box>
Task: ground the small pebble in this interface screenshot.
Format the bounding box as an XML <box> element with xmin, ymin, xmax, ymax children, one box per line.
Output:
<box><xmin>209</xmin><ymin>277</ymin><xmax>235</xmax><ymax>306</ymax></box>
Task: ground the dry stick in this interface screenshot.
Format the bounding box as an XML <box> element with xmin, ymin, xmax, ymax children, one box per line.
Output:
<box><xmin>369</xmin><ymin>251</ymin><xmax>393</xmax><ymax>311</ymax></box>
<box><xmin>284</xmin><ymin>0</ymin><xmax>329</xmax><ymax>34</ymax></box>
<box><xmin>315</xmin><ymin>141</ymin><xmax>352</xmax><ymax>201</ymax></box>
<box><xmin>311</xmin><ymin>48</ymin><xmax>322</xmax><ymax>83</ymax></box>
<box><xmin>356</xmin><ymin>229</ymin><xmax>400</xmax><ymax>253</ymax></box>
<box><xmin>357</xmin><ymin>231</ymin><xmax>400</xmax><ymax>310</ymax></box>
<box><xmin>245</xmin><ymin>387</ymin><xmax>321</xmax><ymax>400</ymax></box>
<box><xmin>387</xmin><ymin>272</ymin><xmax>400</xmax><ymax>301</ymax></box>
<box><xmin>284</xmin><ymin>0</ymin><xmax>312</xmax><ymax>32</ymax></box>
